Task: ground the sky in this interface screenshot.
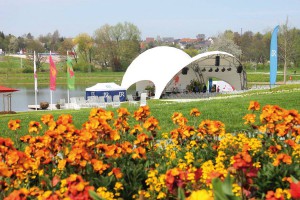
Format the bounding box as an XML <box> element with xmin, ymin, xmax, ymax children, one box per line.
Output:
<box><xmin>1</xmin><ymin>0</ymin><xmax>300</xmax><ymax>40</ymax></box>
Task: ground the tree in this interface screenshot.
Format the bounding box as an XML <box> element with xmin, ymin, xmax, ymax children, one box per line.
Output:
<box><xmin>184</xmin><ymin>48</ymin><xmax>199</xmax><ymax>57</ymax></box>
<box><xmin>58</xmin><ymin>38</ymin><xmax>78</xmax><ymax>63</ymax></box>
<box><xmin>8</xmin><ymin>36</ymin><xmax>19</xmax><ymax>53</ymax></box>
<box><xmin>240</xmin><ymin>31</ymin><xmax>254</xmax><ymax>62</ymax></box>
<box><xmin>250</xmin><ymin>32</ymin><xmax>269</xmax><ymax>69</ymax></box>
<box><xmin>290</xmin><ymin>28</ymin><xmax>300</xmax><ymax>69</ymax></box>
<box><xmin>209</xmin><ymin>32</ymin><xmax>242</xmax><ymax>58</ymax></box>
<box><xmin>94</xmin><ymin>22</ymin><xmax>141</xmax><ymax>72</ymax></box>
<box><xmin>25</xmin><ymin>39</ymin><xmax>47</xmax><ymax>70</ymax></box>
<box><xmin>73</xmin><ymin>33</ymin><xmax>94</xmax><ymax>72</ymax></box>
<box><xmin>278</xmin><ymin>17</ymin><xmax>295</xmax><ymax>83</ymax></box>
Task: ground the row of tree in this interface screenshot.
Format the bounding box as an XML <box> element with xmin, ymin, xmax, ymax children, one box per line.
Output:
<box><xmin>0</xmin><ymin>20</ymin><xmax>299</xmax><ymax>75</ymax></box>
<box><xmin>0</xmin><ymin>22</ymin><xmax>141</xmax><ymax>72</ymax></box>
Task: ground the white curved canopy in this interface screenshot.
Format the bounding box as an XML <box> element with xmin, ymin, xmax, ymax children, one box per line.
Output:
<box><xmin>121</xmin><ymin>46</ymin><xmax>191</xmax><ymax>99</ymax></box>
<box><xmin>121</xmin><ymin>47</ymin><xmax>246</xmax><ymax>99</ymax></box>
<box><xmin>186</xmin><ymin>51</ymin><xmax>246</xmax><ymax>91</ymax></box>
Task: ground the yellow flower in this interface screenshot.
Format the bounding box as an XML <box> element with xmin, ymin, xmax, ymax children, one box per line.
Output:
<box><xmin>162</xmin><ymin>132</ymin><xmax>169</xmax><ymax>139</ymax></box>
<box><xmin>58</xmin><ymin>159</ymin><xmax>66</xmax><ymax>170</ymax></box>
<box><xmin>157</xmin><ymin>191</ymin><xmax>167</xmax><ymax>199</ymax></box>
<box><xmin>253</xmin><ymin>162</ymin><xmax>261</xmax><ymax>168</ymax></box>
<box><xmin>114</xmin><ymin>182</ymin><xmax>124</xmax><ymax>191</ymax></box>
<box><xmin>187</xmin><ymin>189</ymin><xmax>213</xmax><ymax>200</ymax></box>
<box><xmin>184</xmin><ymin>152</ymin><xmax>194</xmax><ymax>164</ymax></box>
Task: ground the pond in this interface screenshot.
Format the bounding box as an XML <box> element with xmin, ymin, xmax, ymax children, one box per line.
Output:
<box><xmin>0</xmin><ymin>85</ymin><xmax>89</xmax><ymax>112</ymax></box>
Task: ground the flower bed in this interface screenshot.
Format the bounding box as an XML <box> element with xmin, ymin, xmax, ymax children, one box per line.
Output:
<box><xmin>1</xmin><ymin>102</ymin><xmax>300</xmax><ymax>200</ymax></box>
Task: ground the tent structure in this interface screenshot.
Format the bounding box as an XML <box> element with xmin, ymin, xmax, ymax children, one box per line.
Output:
<box><xmin>0</xmin><ymin>86</ymin><xmax>19</xmax><ymax>111</ymax></box>
<box><xmin>86</xmin><ymin>82</ymin><xmax>127</xmax><ymax>102</ymax></box>
<box><xmin>121</xmin><ymin>46</ymin><xmax>247</xmax><ymax>99</ymax></box>
<box><xmin>121</xmin><ymin>46</ymin><xmax>192</xmax><ymax>99</ymax></box>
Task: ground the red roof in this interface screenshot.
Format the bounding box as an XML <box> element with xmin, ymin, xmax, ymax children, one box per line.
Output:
<box><xmin>0</xmin><ymin>86</ymin><xmax>19</xmax><ymax>93</ymax></box>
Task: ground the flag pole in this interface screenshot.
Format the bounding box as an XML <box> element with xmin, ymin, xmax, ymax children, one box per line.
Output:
<box><xmin>34</xmin><ymin>51</ymin><xmax>38</xmax><ymax>110</ymax></box>
<box><xmin>50</xmin><ymin>51</ymin><xmax>53</xmax><ymax>110</ymax></box>
<box><xmin>67</xmin><ymin>51</ymin><xmax>70</xmax><ymax>105</ymax></box>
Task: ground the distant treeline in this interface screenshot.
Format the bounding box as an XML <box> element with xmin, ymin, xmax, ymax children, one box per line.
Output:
<box><xmin>0</xmin><ymin>21</ymin><xmax>299</xmax><ymax>72</ymax></box>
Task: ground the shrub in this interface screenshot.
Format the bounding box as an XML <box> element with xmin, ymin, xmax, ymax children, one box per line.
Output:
<box><xmin>22</xmin><ymin>67</ymin><xmax>34</xmax><ymax>73</ymax></box>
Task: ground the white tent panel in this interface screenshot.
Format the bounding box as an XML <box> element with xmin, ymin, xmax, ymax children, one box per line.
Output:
<box><xmin>86</xmin><ymin>82</ymin><xmax>126</xmax><ymax>91</ymax></box>
<box><xmin>121</xmin><ymin>46</ymin><xmax>191</xmax><ymax>99</ymax></box>
<box><xmin>121</xmin><ymin>47</ymin><xmax>246</xmax><ymax>99</ymax></box>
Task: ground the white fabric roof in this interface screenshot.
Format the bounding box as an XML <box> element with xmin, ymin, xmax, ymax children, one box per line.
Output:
<box><xmin>121</xmin><ymin>46</ymin><xmax>191</xmax><ymax>99</ymax></box>
<box><xmin>86</xmin><ymin>82</ymin><xmax>126</xmax><ymax>91</ymax></box>
<box><xmin>185</xmin><ymin>51</ymin><xmax>245</xmax><ymax>91</ymax></box>
<box><xmin>121</xmin><ymin>47</ymin><xmax>246</xmax><ymax>99</ymax></box>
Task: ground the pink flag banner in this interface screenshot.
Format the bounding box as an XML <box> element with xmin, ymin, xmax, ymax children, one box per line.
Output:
<box><xmin>49</xmin><ymin>54</ymin><xmax>57</xmax><ymax>91</ymax></box>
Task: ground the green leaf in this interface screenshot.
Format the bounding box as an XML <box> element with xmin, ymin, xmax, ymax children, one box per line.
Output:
<box><xmin>212</xmin><ymin>178</ymin><xmax>227</xmax><ymax>200</ymax></box>
<box><xmin>178</xmin><ymin>187</ymin><xmax>186</xmax><ymax>200</ymax></box>
<box><xmin>222</xmin><ymin>173</ymin><xmax>234</xmax><ymax>196</ymax></box>
<box><xmin>89</xmin><ymin>190</ymin><xmax>106</xmax><ymax>200</ymax></box>
<box><xmin>291</xmin><ymin>175</ymin><xmax>299</xmax><ymax>183</ymax></box>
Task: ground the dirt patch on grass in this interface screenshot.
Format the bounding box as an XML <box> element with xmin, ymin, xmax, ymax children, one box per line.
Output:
<box><xmin>0</xmin><ymin>111</ymin><xmax>17</xmax><ymax>115</ymax></box>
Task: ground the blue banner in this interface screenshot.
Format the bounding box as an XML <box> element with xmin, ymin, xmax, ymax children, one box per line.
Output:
<box><xmin>86</xmin><ymin>90</ymin><xmax>127</xmax><ymax>102</ymax></box>
<box><xmin>270</xmin><ymin>25</ymin><xmax>279</xmax><ymax>86</ymax></box>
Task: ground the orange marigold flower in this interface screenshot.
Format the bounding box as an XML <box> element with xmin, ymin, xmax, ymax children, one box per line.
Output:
<box><xmin>0</xmin><ymin>137</ymin><xmax>15</xmax><ymax>152</ymax></box>
<box><xmin>165</xmin><ymin>168</ymin><xmax>188</xmax><ymax>194</ymax></box>
<box><xmin>120</xmin><ymin>141</ymin><xmax>133</xmax><ymax>154</ymax></box>
<box><xmin>132</xmin><ymin>147</ymin><xmax>147</xmax><ymax>159</ymax></box>
<box><xmin>4</xmin><ymin>188</ymin><xmax>29</xmax><ymax>200</ymax></box>
<box><xmin>28</xmin><ymin>121</ymin><xmax>42</xmax><ymax>134</ymax></box>
<box><xmin>110</xmin><ymin>130</ymin><xmax>121</xmax><ymax>141</ymax></box>
<box><xmin>64</xmin><ymin>174</ymin><xmax>95</xmax><ymax>199</ymax></box>
<box><xmin>172</xmin><ymin>112</ymin><xmax>188</xmax><ymax>126</ymax></box>
<box><xmin>91</xmin><ymin>159</ymin><xmax>110</xmax><ymax>174</ymax></box>
<box><xmin>275</xmin><ymin>122</ymin><xmax>289</xmax><ymax>137</ymax></box>
<box><xmin>117</xmin><ymin>107</ymin><xmax>130</xmax><ymax>118</ymax></box>
<box><xmin>41</xmin><ymin>114</ymin><xmax>54</xmax><ymax>125</ymax></box>
<box><xmin>130</xmin><ymin>124</ymin><xmax>143</xmax><ymax>135</ymax></box>
<box><xmin>198</xmin><ymin>120</ymin><xmax>225</xmax><ymax>137</ymax></box>
<box><xmin>143</xmin><ymin>116</ymin><xmax>160</xmax><ymax>131</ymax></box>
<box><xmin>108</xmin><ymin>167</ymin><xmax>123</xmax><ymax>179</ymax></box>
<box><xmin>134</xmin><ymin>105</ymin><xmax>151</xmax><ymax>122</ymax></box>
<box><xmin>8</xmin><ymin>119</ymin><xmax>21</xmax><ymax>131</ymax></box>
<box><xmin>285</xmin><ymin>139</ymin><xmax>296</xmax><ymax>148</ymax></box>
<box><xmin>282</xmin><ymin>177</ymin><xmax>293</xmax><ymax>184</ymax></box>
<box><xmin>134</xmin><ymin>133</ymin><xmax>150</xmax><ymax>145</ymax></box>
<box><xmin>190</xmin><ymin>108</ymin><xmax>201</xmax><ymax>117</ymax></box>
<box><xmin>20</xmin><ymin>135</ymin><xmax>32</xmax><ymax>143</ymax></box>
<box><xmin>56</xmin><ymin>114</ymin><xmax>73</xmax><ymax>125</ymax></box>
<box><xmin>0</xmin><ymin>162</ymin><xmax>12</xmax><ymax>177</ymax></box>
<box><xmin>265</xmin><ymin>189</ymin><xmax>286</xmax><ymax>200</ymax></box>
<box><xmin>243</xmin><ymin>114</ymin><xmax>256</xmax><ymax>124</ymax></box>
<box><xmin>248</xmin><ymin>101</ymin><xmax>260</xmax><ymax>111</ymax></box>
<box><xmin>233</xmin><ymin>151</ymin><xmax>252</xmax><ymax>169</ymax></box>
<box><xmin>273</xmin><ymin>153</ymin><xmax>292</xmax><ymax>166</ymax></box>
<box><xmin>268</xmin><ymin>145</ymin><xmax>282</xmax><ymax>154</ymax></box>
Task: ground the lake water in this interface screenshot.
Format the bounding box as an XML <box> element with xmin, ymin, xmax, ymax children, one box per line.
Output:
<box><xmin>1</xmin><ymin>85</ymin><xmax>88</xmax><ymax>112</ymax></box>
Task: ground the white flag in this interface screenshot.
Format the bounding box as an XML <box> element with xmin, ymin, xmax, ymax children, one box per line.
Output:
<box><xmin>34</xmin><ymin>51</ymin><xmax>38</xmax><ymax>92</ymax></box>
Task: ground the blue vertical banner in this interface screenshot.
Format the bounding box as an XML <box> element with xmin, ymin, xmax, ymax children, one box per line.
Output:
<box><xmin>270</xmin><ymin>25</ymin><xmax>279</xmax><ymax>86</ymax></box>
<box><xmin>208</xmin><ymin>78</ymin><xmax>212</xmax><ymax>92</ymax></box>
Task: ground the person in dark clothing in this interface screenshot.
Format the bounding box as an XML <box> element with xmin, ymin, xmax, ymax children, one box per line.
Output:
<box><xmin>202</xmin><ymin>85</ymin><xmax>207</xmax><ymax>93</ymax></box>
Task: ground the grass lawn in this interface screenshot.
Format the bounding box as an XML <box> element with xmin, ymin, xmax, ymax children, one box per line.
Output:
<box><xmin>1</xmin><ymin>84</ymin><xmax>299</xmax><ymax>147</ymax></box>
